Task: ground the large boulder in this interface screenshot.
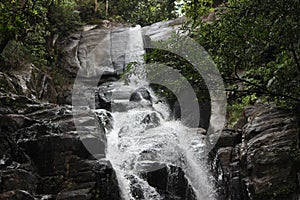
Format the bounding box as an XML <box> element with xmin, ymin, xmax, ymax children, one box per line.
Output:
<box><xmin>140</xmin><ymin>163</ymin><xmax>197</xmax><ymax>200</ymax></box>
<box><xmin>96</xmin><ymin>83</ymin><xmax>153</xmax><ymax>112</ymax></box>
<box><xmin>129</xmin><ymin>87</ymin><xmax>152</xmax><ymax>102</ymax></box>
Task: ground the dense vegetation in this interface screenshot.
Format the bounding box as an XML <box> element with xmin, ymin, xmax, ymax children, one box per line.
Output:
<box><xmin>0</xmin><ymin>0</ymin><xmax>177</xmax><ymax>70</ymax></box>
<box><xmin>145</xmin><ymin>0</ymin><xmax>299</xmax><ymax>126</ymax></box>
<box><xmin>181</xmin><ymin>0</ymin><xmax>300</xmax><ymax>124</ymax></box>
<box><xmin>0</xmin><ymin>0</ymin><xmax>299</xmax><ymax>126</ymax></box>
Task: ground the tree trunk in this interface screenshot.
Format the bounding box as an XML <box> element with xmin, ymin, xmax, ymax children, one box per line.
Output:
<box><xmin>291</xmin><ymin>43</ymin><xmax>300</xmax><ymax>73</ymax></box>
<box><xmin>20</xmin><ymin>0</ymin><xmax>25</xmax><ymax>9</ymax></box>
<box><xmin>106</xmin><ymin>0</ymin><xmax>109</xmax><ymax>19</ymax></box>
<box><xmin>94</xmin><ymin>0</ymin><xmax>98</xmax><ymax>13</ymax></box>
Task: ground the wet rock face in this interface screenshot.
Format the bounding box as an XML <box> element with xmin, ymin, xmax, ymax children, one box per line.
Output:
<box><xmin>172</xmin><ymin>97</ymin><xmax>211</xmax><ymax>129</ymax></box>
<box><xmin>96</xmin><ymin>83</ymin><xmax>153</xmax><ymax>112</ymax></box>
<box><xmin>142</xmin><ymin>17</ymin><xmax>186</xmax><ymax>42</ymax></box>
<box><xmin>64</xmin><ymin>25</ymin><xmax>145</xmax><ymax>79</ymax></box>
<box><xmin>211</xmin><ymin>105</ymin><xmax>300</xmax><ymax>200</ymax></box>
<box><xmin>126</xmin><ymin>163</ymin><xmax>197</xmax><ymax>200</ymax></box>
<box><xmin>0</xmin><ymin>19</ymin><xmax>189</xmax><ymax>199</ymax></box>
<box><xmin>141</xmin><ymin>112</ymin><xmax>161</xmax><ymax>129</ymax></box>
<box><xmin>0</xmin><ymin>104</ymin><xmax>120</xmax><ymax>200</ymax></box>
<box><xmin>141</xmin><ymin>164</ymin><xmax>197</xmax><ymax>200</ymax></box>
<box><xmin>95</xmin><ymin>82</ymin><xmax>114</xmax><ymax>111</ymax></box>
<box><xmin>0</xmin><ymin>66</ymin><xmax>58</xmax><ymax>104</ymax></box>
<box><xmin>130</xmin><ymin>87</ymin><xmax>152</xmax><ymax>102</ymax></box>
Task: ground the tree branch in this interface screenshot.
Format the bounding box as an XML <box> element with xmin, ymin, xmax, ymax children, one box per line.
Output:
<box><xmin>224</xmin><ymin>77</ymin><xmax>300</xmax><ymax>102</ymax></box>
<box><xmin>290</xmin><ymin>42</ymin><xmax>300</xmax><ymax>73</ymax></box>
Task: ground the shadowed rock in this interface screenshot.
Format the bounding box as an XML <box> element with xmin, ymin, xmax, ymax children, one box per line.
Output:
<box><xmin>211</xmin><ymin>105</ymin><xmax>300</xmax><ymax>200</ymax></box>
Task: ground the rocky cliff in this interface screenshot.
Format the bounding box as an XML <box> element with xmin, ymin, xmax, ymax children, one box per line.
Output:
<box><xmin>211</xmin><ymin>104</ymin><xmax>300</xmax><ymax>200</ymax></box>
<box><xmin>1</xmin><ymin>18</ymin><xmax>299</xmax><ymax>200</ymax></box>
<box><xmin>0</xmin><ymin>91</ymin><xmax>121</xmax><ymax>199</ymax></box>
<box><xmin>0</xmin><ymin>19</ymin><xmax>192</xmax><ymax>200</ymax></box>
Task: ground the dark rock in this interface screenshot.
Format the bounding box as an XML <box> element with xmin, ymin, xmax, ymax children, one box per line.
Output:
<box><xmin>172</xmin><ymin>98</ymin><xmax>211</xmax><ymax>129</ymax></box>
<box><xmin>129</xmin><ymin>92</ymin><xmax>142</xmax><ymax>102</ymax></box>
<box><xmin>211</xmin><ymin>104</ymin><xmax>300</xmax><ymax>200</ymax></box>
<box><xmin>0</xmin><ymin>190</ymin><xmax>35</xmax><ymax>200</ymax></box>
<box><xmin>96</xmin><ymin>82</ymin><xmax>153</xmax><ymax>112</ymax></box>
<box><xmin>37</xmin><ymin>175</ymin><xmax>64</xmax><ymax>194</ymax></box>
<box><xmin>1</xmin><ymin>169</ymin><xmax>38</xmax><ymax>193</ymax></box>
<box><xmin>141</xmin><ymin>112</ymin><xmax>160</xmax><ymax>129</ymax></box>
<box><xmin>172</xmin><ymin>100</ymin><xmax>181</xmax><ymax>121</ymax></box>
<box><xmin>19</xmin><ymin>135</ymin><xmax>91</xmax><ymax>176</ymax></box>
<box><xmin>0</xmin><ymin>95</ymin><xmax>38</xmax><ymax>114</ymax></box>
<box><xmin>129</xmin><ymin>87</ymin><xmax>152</xmax><ymax>102</ymax></box>
<box><xmin>0</xmin><ymin>114</ymin><xmax>36</xmax><ymax>133</ymax></box>
<box><xmin>0</xmin><ymin>92</ymin><xmax>120</xmax><ymax>199</ymax></box>
<box><xmin>126</xmin><ymin>175</ymin><xmax>145</xmax><ymax>199</ymax></box>
<box><xmin>57</xmin><ymin>86</ymin><xmax>73</xmax><ymax>105</ymax></box>
<box><xmin>95</xmin><ymin>82</ymin><xmax>113</xmax><ymax>110</ymax></box>
<box><xmin>0</xmin><ymin>65</ymin><xmax>58</xmax><ymax>103</ymax></box>
<box><xmin>94</xmin><ymin>109</ymin><xmax>113</xmax><ymax>132</ymax></box>
<box><xmin>213</xmin><ymin>129</ymin><xmax>242</xmax><ymax>148</ymax></box>
<box><xmin>81</xmin><ymin>137</ymin><xmax>105</xmax><ymax>158</ymax></box>
<box><xmin>0</xmin><ymin>131</ymin><xmax>32</xmax><ymax>170</ymax></box>
<box><xmin>141</xmin><ymin>163</ymin><xmax>197</xmax><ymax>200</ymax></box>
<box><xmin>0</xmin><ymin>72</ymin><xmax>23</xmax><ymax>95</ymax></box>
<box><xmin>35</xmin><ymin>74</ymin><xmax>57</xmax><ymax>103</ymax></box>
<box><xmin>216</xmin><ymin>147</ymin><xmax>233</xmax><ymax>173</ymax></box>
<box><xmin>91</xmin><ymin>159</ymin><xmax>121</xmax><ymax>200</ymax></box>
<box><xmin>143</xmin><ymin>164</ymin><xmax>168</xmax><ymax>192</ymax></box>
<box><xmin>56</xmin><ymin>188</ymin><xmax>92</xmax><ymax>200</ymax></box>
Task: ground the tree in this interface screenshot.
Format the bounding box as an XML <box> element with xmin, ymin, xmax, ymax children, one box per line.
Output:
<box><xmin>181</xmin><ymin>0</ymin><xmax>300</xmax><ymax>108</ymax></box>
<box><xmin>0</xmin><ymin>0</ymin><xmax>83</xmax><ymax>68</ymax></box>
<box><xmin>0</xmin><ymin>0</ymin><xmax>48</xmax><ymax>54</ymax></box>
<box><xmin>46</xmin><ymin>0</ymin><xmax>81</xmax><ymax>46</ymax></box>
<box><xmin>110</xmin><ymin>0</ymin><xmax>177</xmax><ymax>26</ymax></box>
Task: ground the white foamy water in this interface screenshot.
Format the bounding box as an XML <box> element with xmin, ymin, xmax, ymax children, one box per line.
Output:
<box><xmin>105</xmin><ymin>83</ymin><xmax>215</xmax><ymax>200</ymax></box>
<box><xmin>104</xmin><ymin>25</ymin><xmax>215</xmax><ymax>200</ymax></box>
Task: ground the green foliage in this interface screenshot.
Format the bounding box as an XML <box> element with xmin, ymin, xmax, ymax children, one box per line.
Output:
<box><xmin>0</xmin><ymin>0</ymin><xmax>177</xmax><ymax>70</ymax></box>
<box><xmin>0</xmin><ymin>0</ymin><xmax>48</xmax><ymax>52</ymax></box>
<box><xmin>75</xmin><ymin>0</ymin><xmax>106</xmax><ymax>23</ymax></box>
<box><xmin>109</xmin><ymin>0</ymin><xmax>177</xmax><ymax>26</ymax></box>
<box><xmin>181</xmin><ymin>0</ymin><xmax>300</xmax><ymax>112</ymax></box>
<box><xmin>144</xmin><ymin>44</ymin><xmax>210</xmax><ymax>107</ymax></box>
<box><xmin>47</xmin><ymin>0</ymin><xmax>82</xmax><ymax>37</ymax></box>
<box><xmin>0</xmin><ymin>0</ymin><xmax>50</xmax><ymax>69</ymax></box>
<box><xmin>0</xmin><ymin>0</ymin><xmax>83</xmax><ymax>71</ymax></box>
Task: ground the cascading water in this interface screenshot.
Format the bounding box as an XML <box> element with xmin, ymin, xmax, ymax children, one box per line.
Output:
<box><xmin>101</xmin><ymin>26</ymin><xmax>216</xmax><ymax>200</ymax></box>
<box><xmin>105</xmin><ymin>73</ymin><xmax>216</xmax><ymax>199</ymax></box>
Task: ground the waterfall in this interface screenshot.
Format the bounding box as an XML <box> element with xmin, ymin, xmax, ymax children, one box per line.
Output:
<box><xmin>106</xmin><ymin>107</ymin><xmax>216</xmax><ymax>199</ymax></box>
<box><xmin>103</xmin><ymin>26</ymin><xmax>216</xmax><ymax>200</ymax></box>
<box><xmin>71</xmin><ymin>23</ymin><xmax>218</xmax><ymax>200</ymax></box>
